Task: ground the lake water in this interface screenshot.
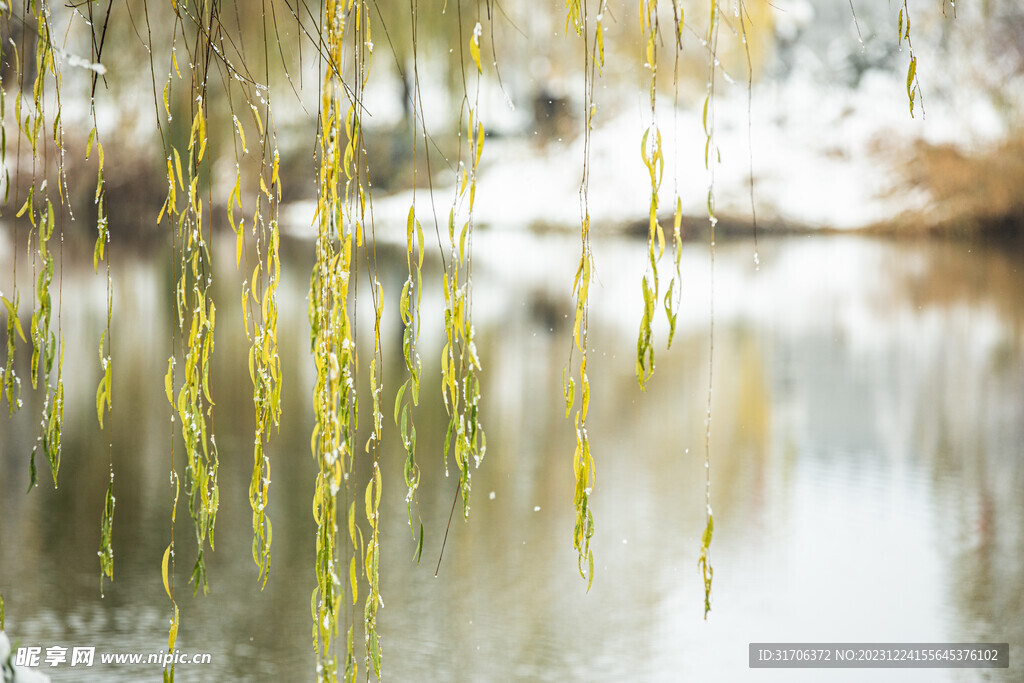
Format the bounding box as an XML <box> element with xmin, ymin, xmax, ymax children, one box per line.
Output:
<box><xmin>1</xmin><ymin>230</ymin><xmax>1021</xmax><ymax>681</ymax></box>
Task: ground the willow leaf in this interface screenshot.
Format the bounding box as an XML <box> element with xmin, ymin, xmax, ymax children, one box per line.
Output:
<box><xmin>161</xmin><ymin>544</ymin><xmax>172</xmax><ymax>599</ymax></box>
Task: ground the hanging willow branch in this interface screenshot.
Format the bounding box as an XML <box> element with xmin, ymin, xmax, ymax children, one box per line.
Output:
<box><xmin>156</xmin><ymin>19</ymin><xmax>222</xmax><ymax>671</ymax></box>
<box><xmin>16</xmin><ymin>0</ymin><xmax>67</xmax><ymax>489</ymax></box>
<box><xmin>564</xmin><ymin>0</ymin><xmax>604</xmax><ymax>592</ymax></box>
<box><xmin>441</xmin><ymin>2</ymin><xmax>487</xmax><ymax>524</ymax></box>
<box><xmin>84</xmin><ymin>0</ymin><xmax>117</xmax><ymax>595</ymax></box>
<box><xmin>234</xmin><ymin>5</ymin><xmax>285</xmax><ymax>591</ymax></box>
<box><xmin>0</xmin><ymin>7</ymin><xmax>25</xmax><ymax>419</ymax></box>
<box><xmin>665</xmin><ymin>0</ymin><xmax>685</xmax><ymax>345</ymax></box>
<box><xmin>395</xmin><ymin>0</ymin><xmax>427</xmax><ymax>565</ymax></box>
<box><xmin>898</xmin><ymin>0</ymin><xmax>923</xmax><ymax>117</ymax></box>
<box><xmin>635</xmin><ymin>0</ymin><xmax>666</xmax><ymax>391</ymax></box>
<box><xmin>699</xmin><ymin>0</ymin><xmax>722</xmax><ymax>620</ymax></box>
<box><xmin>307</xmin><ymin>1</ymin><xmax>374</xmax><ymax>678</ymax></box>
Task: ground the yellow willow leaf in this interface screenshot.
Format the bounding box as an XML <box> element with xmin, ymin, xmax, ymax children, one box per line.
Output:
<box><xmin>97</xmin><ymin>362</ymin><xmax>112</xmax><ymax>428</ymax></box>
<box><xmin>261</xmin><ymin>286</ymin><xmax>272</xmax><ymax>323</ymax></box>
<box><xmin>96</xmin><ymin>380</ymin><xmax>106</xmax><ymax>428</ymax></box>
<box><xmin>365</xmin><ymin>480</ymin><xmax>374</xmax><ymax>527</ymax></box>
<box><xmin>459</xmin><ymin>221</ymin><xmax>470</xmax><ymax>265</ymax></box>
<box><xmin>173</xmin><ymin>148</ymin><xmax>184</xmax><ymax>191</ymax></box>
<box><xmin>562</xmin><ymin>370</ymin><xmax>575</xmax><ymax>417</ymax></box>
<box><xmin>188</xmin><ymin>176</ymin><xmax>200</xmax><ymax>212</ymax></box>
<box><xmin>343</xmin><ymin>143</ymin><xmax>354</xmax><ymax>180</ymax></box>
<box><xmin>272</xmin><ymin>151</ymin><xmax>281</xmax><ymax>199</ymax></box>
<box><xmin>364</xmin><ymin>545</ymin><xmax>375</xmax><ymax>587</ymax></box>
<box><xmin>475</xmin><ymin>122</ymin><xmax>485</xmax><ymax>169</ymax></box>
<box><xmin>907</xmin><ymin>55</ymin><xmax>917</xmax><ymax>113</ymax></box>
<box><xmin>159</xmin><ymin>188</ymin><xmax>171</xmax><ymax>227</ymax></box>
<box><xmin>251</xmin><ymin>264</ymin><xmax>261</xmax><ymax>304</ymax></box>
<box><xmin>15</xmin><ymin>190</ymin><xmax>31</xmax><ymax>218</ymax></box>
<box><xmin>394</xmin><ymin>382</ymin><xmax>407</xmax><ymax>426</ymax></box>
<box><xmin>86</xmin><ymin>127</ymin><xmax>96</xmax><ymax>159</ymax></box>
<box><xmin>172</xmin><ymin>48</ymin><xmax>181</xmax><ymax>78</ymax></box>
<box><xmin>702</xmin><ymin>513</ymin><xmax>714</xmax><ymax>548</ymax></box>
<box><xmin>416</xmin><ymin>220</ymin><xmax>426</xmax><ymax>269</ymax></box>
<box><xmin>202</xmin><ymin>357</ymin><xmax>214</xmax><ymax>408</ymax></box>
<box><xmin>168</xmin><ymin>604</ymin><xmax>179</xmax><ymax>654</ymax></box>
<box><xmin>587</xmin><ymin>549</ymin><xmax>595</xmax><ymax>592</ymax></box>
<box><xmin>164</xmin><ymin>357</ymin><xmax>175</xmax><ymax>406</ymax></box>
<box><xmin>163</xmin><ymin>82</ymin><xmax>171</xmax><ymax>118</ymax></box>
<box><xmin>348</xmin><ymin>501</ymin><xmax>357</xmax><ymax>545</ymax></box>
<box><xmin>349</xmin><ymin>556</ymin><xmax>358</xmax><ymax>602</ymax></box>
<box><xmin>580</xmin><ymin>356</ymin><xmax>590</xmax><ymax>420</ymax></box>
<box><xmin>161</xmin><ymin>544</ymin><xmax>172</xmax><ymax>599</ymax></box>
<box><xmin>573</xmin><ymin>427</ymin><xmax>583</xmax><ymax>471</ymax></box>
<box><xmin>241</xmin><ymin>286</ymin><xmax>252</xmax><ymax>338</ymax></box>
<box><xmin>228</xmin><ymin>171</ymin><xmax>241</xmax><ymax>228</ymax></box>
<box><xmin>236</xmin><ymin>229</ymin><xmax>244</xmax><ymax>268</ymax></box>
<box><xmin>250</xmin><ymin>103</ymin><xmax>264</xmax><ymax>136</ymax></box>
<box><xmin>406</xmin><ymin>206</ymin><xmax>415</xmax><ymax>247</ymax></box>
<box><xmin>233</xmin><ymin>115</ymin><xmax>247</xmax><ymax>152</ymax></box>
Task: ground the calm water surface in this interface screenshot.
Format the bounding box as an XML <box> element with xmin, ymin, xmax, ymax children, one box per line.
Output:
<box><xmin>1</xmin><ymin>231</ymin><xmax>1022</xmax><ymax>681</ymax></box>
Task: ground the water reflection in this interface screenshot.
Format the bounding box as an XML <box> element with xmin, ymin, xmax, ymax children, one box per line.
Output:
<box><xmin>1</xmin><ymin>233</ymin><xmax>1021</xmax><ymax>681</ymax></box>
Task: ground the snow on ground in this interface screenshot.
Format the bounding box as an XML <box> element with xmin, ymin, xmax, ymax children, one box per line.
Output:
<box><xmin>284</xmin><ymin>69</ymin><xmax>1012</xmax><ymax>239</ymax></box>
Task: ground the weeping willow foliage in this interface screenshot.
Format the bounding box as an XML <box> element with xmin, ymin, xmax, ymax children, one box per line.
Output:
<box><xmin>228</xmin><ymin>8</ymin><xmax>284</xmax><ymax>595</ymax></box>
<box><xmin>160</xmin><ymin>8</ymin><xmax>222</xmax><ymax>603</ymax></box>
<box><xmin>440</xmin><ymin>5</ymin><xmax>487</xmax><ymax>530</ymax></box>
<box><xmin>395</xmin><ymin>0</ymin><xmax>427</xmax><ymax>559</ymax></box>
<box><xmin>240</xmin><ymin>106</ymin><xmax>283</xmax><ymax>591</ymax></box>
<box><xmin>8</xmin><ymin>0</ymin><xmax>69</xmax><ymax>490</ymax></box>
<box><xmin>306</xmin><ymin>1</ymin><xmax>381</xmax><ymax>677</ymax></box>
<box><xmin>0</xmin><ymin>0</ymin><xmax>954</xmax><ymax>678</ymax></box>
<box><xmin>82</xmin><ymin>0</ymin><xmax>117</xmax><ymax>595</ymax></box>
<box><xmin>0</xmin><ymin>10</ymin><xmax>21</xmax><ymax>416</ymax></box>
<box><xmin>700</xmin><ymin>0</ymin><xmax>723</xmax><ymax>620</ymax></box>
<box><xmin>563</xmin><ymin>0</ymin><xmax>605</xmax><ymax>592</ymax></box>
<box><xmin>636</xmin><ymin>0</ymin><xmax>666</xmax><ymax>389</ymax></box>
